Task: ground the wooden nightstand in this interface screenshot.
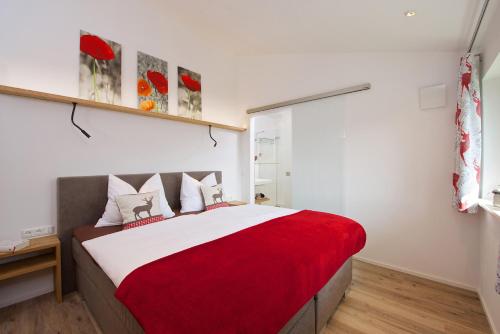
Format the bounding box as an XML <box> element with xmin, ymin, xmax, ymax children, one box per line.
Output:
<box><xmin>0</xmin><ymin>235</ymin><xmax>62</xmax><ymax>303</ymax></box>
<box><xmin>228</xmin><ymin>201</ymin><xmax>247</xmax><ymax>206</ymax></box>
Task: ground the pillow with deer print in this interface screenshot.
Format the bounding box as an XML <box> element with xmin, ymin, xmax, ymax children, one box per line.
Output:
<box><xmin>95</xmin><ymin>174</ymin><xmax>175</xmax><ymax>228</ymax></box>
<box><xmin>115</xmin><ymin>190</ymin><xmax>165</xmax><ymax>229</ymax></box>
<box><xmin>200</xmin><ymin>184</ymin><xmax>229</xmax><ymax>211</ymax></box>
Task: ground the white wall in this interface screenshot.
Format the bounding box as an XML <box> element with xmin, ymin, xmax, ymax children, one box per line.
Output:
<box><xmin>478</xmin><ymin>211</ymin><xmax>500</xmax><ymax>333</ymax></box>
<box><xmin>0</xmin><ymin>0</ymin><xmax>245</xmax><ymax>127</ymax></box>
<box><xmin>476</xmin><ymin>3</ymin><xmax>500</xmax><ymax>331</ymax></box>
<box><xmin>238</xmin><ymin>52</ymin><xmax>480</xmax><ymax>288</ymax></box>
<box><xmin>481</xmin><ymin>76</ymin><xmax>500</xmax><ymax>198</ymax></box>
<box><xmin>479</xmin><ymin>76</ymin><xmax>500</xmax><ymax>334</ymax></box>
<box><xmin>0</xmin><ymin>0</ymin><xmax>244</xmax><ymax>307</ymax></box>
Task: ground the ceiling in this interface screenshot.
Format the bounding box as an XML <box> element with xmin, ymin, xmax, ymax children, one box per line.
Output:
<box><xmin>163</xmin><ymin>0</ymin><xmax>482</xmax><ymax>55</ymax></box>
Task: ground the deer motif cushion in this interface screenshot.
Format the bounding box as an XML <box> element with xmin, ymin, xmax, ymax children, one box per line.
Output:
<box><xmin>115</xmin><ymin>190</ymin><xmax>165</xmax><ymax>229</ymax></box>
<box><xmin>200</xmin><ymin>184</ymin><xmax>229</xmax><ymax>211</ymax></box>
<box><xmin>180</xmin><ymin>173</ymin><xmax>217</xmax><ymax>213</ymax></box>
<box><xmin>95</xmin><ymin>174</ymin><xmax>175</xmax><ymax>228</ymax></box>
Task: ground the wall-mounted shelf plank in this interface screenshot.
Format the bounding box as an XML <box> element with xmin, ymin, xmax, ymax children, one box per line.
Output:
<box><xmin>0</xmin><ymin>85</ymin><xmax>246</xmax><ymax>132</ymax></box>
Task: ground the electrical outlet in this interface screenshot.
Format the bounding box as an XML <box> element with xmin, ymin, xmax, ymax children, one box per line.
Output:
<box><xmin>21</xmin><ymin>225</ymin><xmax>55</xmax><ymax>239</ymax></box>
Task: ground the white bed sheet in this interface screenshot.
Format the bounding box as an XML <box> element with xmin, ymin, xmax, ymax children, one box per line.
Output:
<box><xmin>82</xmin><ymin>204</ymin><xmax>297</xmax><ymax>286</ymax></box>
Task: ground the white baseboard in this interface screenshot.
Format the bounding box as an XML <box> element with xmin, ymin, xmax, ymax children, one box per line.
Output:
<box><xmin>354</xmin><ymin>255</ymin><xmax>477</xmax><ymax>292</ymax></box>
<box><xmin>478</xmin><ymin>291</ymin><xmax>499</xmax><ymax>334</ymax></box>
<box><xmin>0</xmin><ymin>286</ymin><xmax>53</xmax><ymax>309</ymax></box>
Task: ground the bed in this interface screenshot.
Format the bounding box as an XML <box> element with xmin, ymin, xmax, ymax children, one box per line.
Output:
<box><xmin>57</xmin><ymin>171</ymin><xmax>364</xmax><ymax>334</ymax></box>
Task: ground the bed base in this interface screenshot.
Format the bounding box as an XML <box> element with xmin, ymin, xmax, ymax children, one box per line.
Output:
<box><xmin>73</xmin><ymin>238</ymin><xmax>351</xmax><ymax>334</ymax></box>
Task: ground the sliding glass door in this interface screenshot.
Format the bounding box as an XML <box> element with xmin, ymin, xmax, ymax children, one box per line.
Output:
<box><xmin>251</xmin><ymin>96</ymin><xmax>346</xmax><ymax>214</ymax></box>
<box><xmin>290</xmin><ymin>97</ymin><xmax>346</xmax><ymax>213</ymax></box>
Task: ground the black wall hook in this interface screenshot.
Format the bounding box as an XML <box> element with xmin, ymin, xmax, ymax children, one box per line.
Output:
<box><xmin>209</xmin><ymin>125</ymin><xmax>217</xmax><ymax>147</ymax></box>
<box><xmin>71</xmin><ymin>102</ymin><xmax>91</xmax><ymax>138</ymax></box>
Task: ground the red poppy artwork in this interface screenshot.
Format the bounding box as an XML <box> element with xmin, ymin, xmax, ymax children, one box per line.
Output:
<box><xmin>79</xmin><ymin>30</ymin><xmax>121</xmax><ymax>104</ymax></box>
<box><xmin>137</xmin><ymin>51</ymin><xmax>168</xmax><ymax>113</ymax></box>
<box><xmin>178</xmin><ymin>67</ymin><xmax>201</xmax><ymax>119</ymax></box>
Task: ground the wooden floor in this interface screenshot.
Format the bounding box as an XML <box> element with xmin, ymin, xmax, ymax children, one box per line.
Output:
<box><xmin>0</xmin><ymin>260</ymin><xmax>491</xmax><ymax>334</ymax></box>
<box><xmin>0</xmin><ymin>292</ymin><xmax>98</xmax><ymax>334</ymax></box>
<box><xmin>324</xmin><ymin>261</ymin><xmax>491</xmax><ymax>334</ymax></box>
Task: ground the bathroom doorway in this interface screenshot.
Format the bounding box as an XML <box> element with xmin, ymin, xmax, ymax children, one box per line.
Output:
<box><xmin>250</xmin><ymin>96</ymin><xmax>346</xmax><ymax>213</ymax></box>
<box><xmin>253</xmin><ymin>110</ymin><xmax>292</xmax><ymax>207</ymax></box>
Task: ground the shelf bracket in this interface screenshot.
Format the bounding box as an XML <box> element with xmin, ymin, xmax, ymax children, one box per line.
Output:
<box><xmin>70</xmin><ymin>102</ymin><xmax>91</xmax><ymax>138</ymax></box>
<box><xmin>209</xmin><ymin>125</ymin><xmax>217</xmax><ymax>147</ymax></box>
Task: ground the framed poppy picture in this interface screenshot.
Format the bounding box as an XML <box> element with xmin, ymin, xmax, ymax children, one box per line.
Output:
<box><xmin>137</xmin><ymin>52</ymin><xmax>168</xmax><ymax>113</ymax></box>
<box><xmin>178</xmin><ymin>67</ymin><xmax>201</xmax><ymax>120</ymax></box>
<box><xmin>79</xmin><ymin>30</ymin><xmax>121</xmax><ymax>104</ymax></box>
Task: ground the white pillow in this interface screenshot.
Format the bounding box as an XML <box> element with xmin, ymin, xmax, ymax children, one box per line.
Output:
<box><xmin>95</xmin><ymin>173</ymin><xmax>175</xmax><ymax>227</ymax></box>
<box><xmin>140</xmin><ymin>174</ymin><xmax>175</xmax><ymax>220</ymax></box>
<box><xmin>180</xmin><ymin>173</ymin><xmax>217</xmax><ymax>213</ymax></box>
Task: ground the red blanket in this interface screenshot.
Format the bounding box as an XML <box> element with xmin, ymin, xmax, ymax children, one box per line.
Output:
<box><xmin>115</xmin><ymin>210</ymin><xmax>366</xmax><ymax>334</ymax></box>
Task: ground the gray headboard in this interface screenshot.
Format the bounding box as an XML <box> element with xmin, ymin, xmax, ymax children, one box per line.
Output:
<box><xmin>57</xmin><ymin>171</ymin><xmax>222</xmax><ymax>294</ymax></box>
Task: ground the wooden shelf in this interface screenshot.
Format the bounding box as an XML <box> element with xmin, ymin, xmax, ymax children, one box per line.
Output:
<box><xmin>0</xmin><ymin>84</ymin><xmax>246</xmax><ymax>132</ymax></box>
<box><xmin>0</xmin><ymin>235</ymin><xmax>59</xmax><ymax>259</ymax></box>
<box><xmin>0</xmin><ymin>253</ymin><xmax>56</xmax><ymax>281</ymax></box>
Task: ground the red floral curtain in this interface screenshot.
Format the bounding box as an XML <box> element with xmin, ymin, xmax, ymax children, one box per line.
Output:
<box><xmin>453</xmin><ymin>54</ymin><xmax>481</xmax><ymax>213</ymax></box>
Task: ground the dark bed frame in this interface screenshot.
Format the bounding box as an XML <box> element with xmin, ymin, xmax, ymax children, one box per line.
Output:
<box><xmin>57</xmin><ymin>171</ymin><xmax>352</xmax><ymax>334</ymax></box>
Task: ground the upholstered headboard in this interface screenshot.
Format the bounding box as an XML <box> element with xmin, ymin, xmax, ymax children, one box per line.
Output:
<box><xmin>57</xmin><ymin>171</ymin><xmax>222</xmax><ymax>294</ymax></box>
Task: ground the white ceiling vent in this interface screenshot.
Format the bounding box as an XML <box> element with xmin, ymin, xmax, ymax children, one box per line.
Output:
<box><xmin>419</xmin><ymin>84</ymin><xmax>447</xmax><ymax>110</ymax></box>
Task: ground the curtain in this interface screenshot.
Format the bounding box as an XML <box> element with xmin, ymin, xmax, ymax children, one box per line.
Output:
<box><xmin>453</xmin><ymin>53</ymin><xmax>482</xmax><ymax>213</ymax></box>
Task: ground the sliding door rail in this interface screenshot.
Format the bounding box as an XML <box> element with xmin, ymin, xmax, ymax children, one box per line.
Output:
<box><xmin>246</xmin><ymin>83</ymin><xmax>371</xmax><ymax>114</ymax></box>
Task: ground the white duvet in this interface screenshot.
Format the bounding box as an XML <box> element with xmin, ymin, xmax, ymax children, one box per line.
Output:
<box><xmin>82</xmin><ymin>204</ymin><xmax>297</xmax><ymax>287</ymax></box>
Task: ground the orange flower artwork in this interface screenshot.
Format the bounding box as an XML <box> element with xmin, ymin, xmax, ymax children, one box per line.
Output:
<box><xmin>139</xmin><ymin>100</ymin><xmax>156</xmax><ymax>111</ymax></box>
<box><xmin>138</xmin><ymin>79</ymin><xmax>152</xmax><ymax>97</ymax></box>
<box><xmin>137</xmin><ymin>51</ymin><xmax>168</xmax><ymax>113</ymax></box>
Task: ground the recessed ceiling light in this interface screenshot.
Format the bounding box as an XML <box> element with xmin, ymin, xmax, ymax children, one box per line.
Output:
<box><xmin>404</xmin><ymin>10</ymin><xmax>416</xmax><ymax>17</ymax></box>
